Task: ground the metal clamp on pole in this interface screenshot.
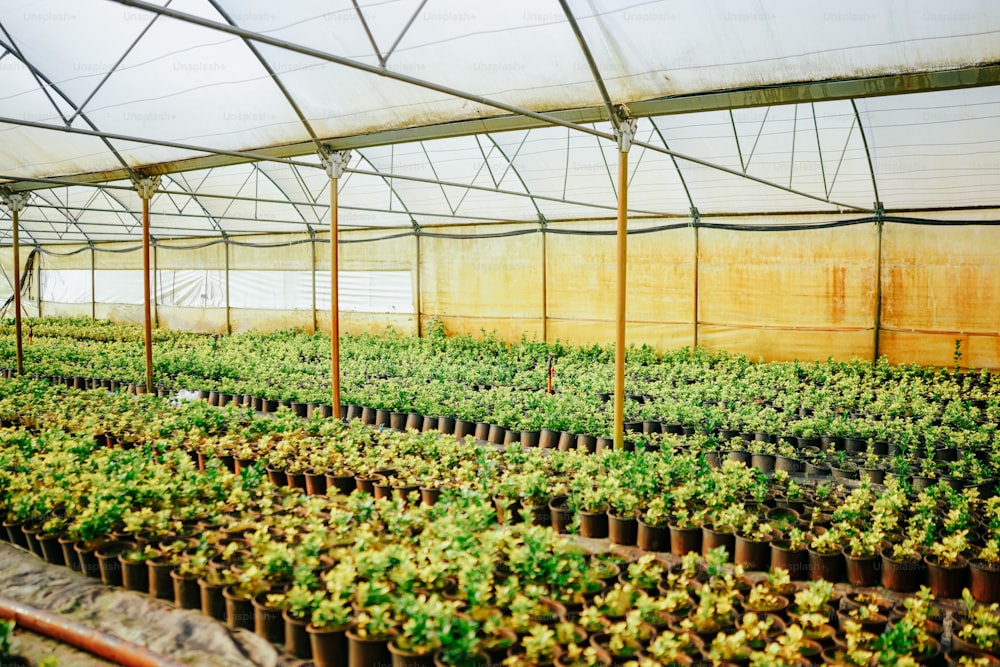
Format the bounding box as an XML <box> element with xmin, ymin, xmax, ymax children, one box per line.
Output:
<box><xmin>0</xmin><ymin>190</ymin><xmax>29</xmax><ymax>213</ymax></box>
<box><xmin>614</xmin><ymin>105</ymin><xmax>637</xmax><ymax>154</ymax></box>
<box><xmin>132</xmin><ymin>176</ymin><xmax>161</xmax><ymax>201</ymax></box>
<box><xmin>319</xmin><ymin>145</ymin><xmax>352</xmax><ymax>179</ymax></box>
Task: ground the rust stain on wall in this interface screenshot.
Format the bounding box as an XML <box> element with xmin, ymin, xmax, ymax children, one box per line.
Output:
<box><xmin>830</xmin><ymin>266</ymin><xmax>846</xmax><ymax>323</ymax></box>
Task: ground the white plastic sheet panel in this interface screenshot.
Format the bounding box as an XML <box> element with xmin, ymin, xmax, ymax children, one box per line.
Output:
<box><xmin>40</xmin><ymin>269</ymin><xmax>91</xmax><ymax>304</ymax></box>
<box><xmin>40</xmin><ymin>268</ymin><xmax>138</xmax><ymax>305</ymax></box>
<box><xmin>96</xmin><ymin>270</ymin><xmax>145</xmax><ymax>305</ymax></box>
<box><xmin>228</xmin><ymin>270</ymin><xmax>413</xmax><ymax>313</ymax></box>
<box><xmin>156</xmin><ymin>270</ymin><xmax>227</xmax><ymax>308</ymax></box>
<box><xmin>228</xmin><ymin>271</ymin><xmax>312</xmax><ymax>311</ymax></box>
<box><xmin>40</xmin><ymin>268</ymin><xmax>413</xmax><ymax>313</ymax></box>
<box><xmin>315</xmin><ymin>270</ymin><xmax>415</xmax><ymax>314</ymax></box>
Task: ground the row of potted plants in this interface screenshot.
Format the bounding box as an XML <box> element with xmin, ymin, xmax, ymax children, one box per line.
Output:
<box><xmin>2</xmin><ymin>377</ymin><xmax>1000</xmax><ymax>666</ymax></box>
<box><xmin>4</xmin><ymin>318</ymin><xmax>1000</xmax><ymax>456</ymax></box>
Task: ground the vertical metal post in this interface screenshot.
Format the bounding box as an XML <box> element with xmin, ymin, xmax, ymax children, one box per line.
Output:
<box><xmin>134</xmin><ymin>176</ymin><xmax>160</xmax><ymax>393</ymax></box>
<box><xmin>224</xmin><ymin>237</ymin><xmax>231</xmax><ymax>335</ymax></box>
<box><xmin>90</xmin><ymin>243</ymin><xmax>96</xmax><ymax>320</ymax></box>
<box><xmin>12</xmin><ymin>208</ymin><xmax>22</xmax><ymax>376</ymax></box>
<box><xmin>152</xmin><ymin>244</ymin><xmax>159</xmax><ymax>328</ymax></box>
<box><xmin>613</xmin><ymin>117</ymin><xmax>637</xmax><ymax>450</ymax></box>
<box><xmin>1</xmin><ymin>192</ymin><xmax>28</xmax><ymax>375</ymax></box>
<box><xmin>413</xmin><ymin>223</ymin><xmax>422</xmax><ymax>337</ymax></box>
<box><xmin>873</xmin><ymin>205</ymin><xmax>884</xmax><ymax>362</ymax></box>
<box><xmin>320</xmin><ymin>148</ymin><xmax>351</xmax><ymax>415</ymax></box>
<box><xmin>310</xmin><ymin>230</ymin><xmax>318</xmax><ymax>333</ymax></box>
<box><xmin>331</xmin><ymin>186</ymin><xmax>340</xmax><ymax>412</ymax></box>
<box><xmin>692</xmin><ymin>213</ymin><xmax>700</xmax><ymax>349</ymax></box>
<box><xmin>33</xmin><ymin>244</ymin><xmax>41</xmax><ymax>319</ymax></box>
<box><xmin>540</xmin><ymin>220</ymin><xmax>548</xmax><ymax>342</ymax></box>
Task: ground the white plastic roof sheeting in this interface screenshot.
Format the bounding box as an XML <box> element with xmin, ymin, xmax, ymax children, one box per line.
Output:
<box><xmin>0</xmin><ymin>0</ymin><xmax>998</xmax><ymax>243</ymax></box>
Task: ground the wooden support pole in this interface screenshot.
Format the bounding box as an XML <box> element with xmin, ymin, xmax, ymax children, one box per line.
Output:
<box><xmin>613</xmin><ymin>117</ymin><xmax>636</xmax><ymax>450</ymax></box>
<box><xmin>134</xmin><ymin>177</ymin><xmax>160</xmax><ymax>394</ymax></box>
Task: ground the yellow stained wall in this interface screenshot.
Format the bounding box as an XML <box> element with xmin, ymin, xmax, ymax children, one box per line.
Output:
<box><xmin>12</xmin><ymin>210</ymin><xmax>1000</xmax><ymax>369</ymax></box>
<box><xmin>419</xmin><ymin>224</ymin><xmax>542</xmax><ymax>341</ymax></box>
<box><xmin>545</xmin><ymin>222</ymin><xmax>694</xmax><ymax>350</ymax></box>
<box><xmin>697</xmin><ymin>223</ymin><xmax>878</xmax><ymax>362</ymax></box>
<box><xmin>880</xmin><ymin>223</ymin><xmax>1000</xmax><ymax>369</ymax></box>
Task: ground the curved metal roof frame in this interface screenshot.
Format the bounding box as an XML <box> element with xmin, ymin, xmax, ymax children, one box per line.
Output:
<box><xmin>0</xmin><ymin>0</ymin><xmax>999</xmax><ymax>243</ymax></box>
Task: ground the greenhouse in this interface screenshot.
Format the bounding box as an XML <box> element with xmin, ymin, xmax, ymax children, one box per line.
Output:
<box><xmin>1</xmin><ymin>1</ymin><xmax>1000</xmax><ymax>666</ymax></box>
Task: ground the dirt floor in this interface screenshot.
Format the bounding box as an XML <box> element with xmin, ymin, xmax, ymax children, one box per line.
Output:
<box><xmin>0</xmin><ymin>542</ymin><xmax>294</xmax><ymax>667</ymax></box>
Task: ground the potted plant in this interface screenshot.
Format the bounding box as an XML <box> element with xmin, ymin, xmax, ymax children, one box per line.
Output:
<box><xmin>554</xmin><ymin>643</ymin><xmax>610</xmax><ymax>667</ymax></box>
<box><xmin>505</xmin><ymin>624</ymin><xmax>561</xmax><ymax>667</ymax></box>
<box><xmin>308</xmin><ymin>594</ymin><xmax>354</xmax><ymax>667</ymax></box>
<box><xmin>434</xmin><ymin>614</ymin><xmax>486</xmax><ymax>667</ymax></box>
<box><xmin>636</xmin><ymin>496</ymin><xmax>670</xmax><ymax>552</ymax></box>
<box><xmin>970</xmin><ymin>538</ymin><xmax>1000</xmax><ymax>603</ymax></box>
<box><xmin>570</xmin><ymin>486</ymin><xmax>608</xmax><ymax>539</ymax></box>
<box><xmin>882</xmin><ymin>537</ymin><xmax>926</xmax><ymax>593</ymax></box>
<box><xmin>953</xmin><ymin>596</ymin><xmax>1000</xmax><ymax>659</ymax></box>
<box><xmin>807</xmin><ymin>528</ymin><xmax>845</xmax><ymax>583</ymax></box>
<box><xmin>590</xmin><ymin>610</ymin><xmax>649</xmax><ymax>662</ymax></box>
<box><xmin>771</xmin><ymin>526</ymin><xmax>810</xmax><ymax>580</ymax></box>
<box><xmin>621</xmin><ymin>555</ymin><xmax>664</xmax><ymax>594</ymax></box>
<box><xmin>843</xmin><ymin>528</ymin><xmax>885</xmax><ymax>587</ymax></box>
<box><xmin>926</xmin><ymin>530</ymin><xmax>971</xmax><ymax>598</ymax></box>
<box><xmin>389</xmin><ymin>594</ymin><xmax>460</xmax><ymax>667</ymax></box>
<box><xmin>347</xmin><ymin>604</ymin><xmax>397</xmax><ymax>667</ymax></box>
<box><xmin>606</xmin><ymin>489</ymin><xmax>640</xmax><ymax>546</ymax></box>
<box><xmin>734</xmin><ymin>516</ymin><xmax>773</xmax><ymax>571</ymax></box>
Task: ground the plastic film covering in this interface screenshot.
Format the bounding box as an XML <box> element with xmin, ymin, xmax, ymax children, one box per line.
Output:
<box><xmin>0</xmin><ymin>1</ymin><xmax>998</xmax><ymax>183</ymax></box>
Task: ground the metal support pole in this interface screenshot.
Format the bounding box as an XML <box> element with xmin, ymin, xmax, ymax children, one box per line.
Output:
<box><xmin>320</xmin><ymin>147</ymin><xmax>351</xmax><ymax>415</ymax></box>
<box><xmin>224</xmin><ymin>237</ymin><xmax>231</xmax><ymax>335</ymax></box>
<box><xmin>90</xmin><ymin>243</ymin><xmax>96</xmax><ymax>320</ymax></box>
<box><xmin>613</xmin><ymin>117</ymin><xmax>637</xmax><ymax>450</ymax></box>
<box><xmin>33</xmin><ymin>246</ymin><xmax>41</xmax><ymax>319</ymax></box>
<box><xmin>134</xmin><ymin>176</ymin><xmax>160</xmax><ymax>393</ymax></box>
<box><xmin>873</xmin><ymin>202</ymin><xmax>885</xmax><ymax>363</ymax></box>
<box><xmin>540</xmin><ymin>217</ymin><xmax>548</xmax><ymax>342</ymax></box>
<box><xmin>152</xmin><ymin>244</ymin><xmax>159</xmax><ymax>328</ymax></box>
<box><xmin>1</xmin><ymin>193</ymin><xmax>29</xmax><ymax>375</ymax></box>
<box><xmin>413</xmin><ymin>221</ymin><xmax>422</xmax><ymax>337</ymax></box>
<box><xmin>310</xmin><ymin>230</ymin><xmax>317</xmax><ymax>333</ymax></box>
<box><xmin>692</xmin><ymin>208</ymin><xmax>700</xmax><ymax>349</ymax></box>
